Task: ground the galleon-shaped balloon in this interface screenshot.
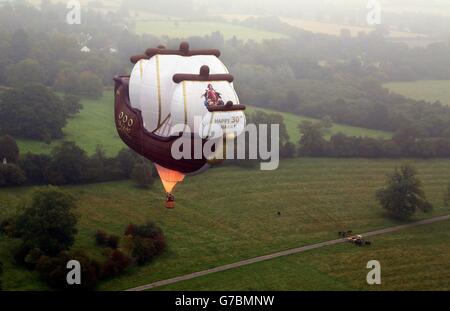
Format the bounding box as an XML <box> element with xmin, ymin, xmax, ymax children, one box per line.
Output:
<box><xmin>114</xmin><ymin>42</ymin><xmax>246</xmax><ymax>208</ymax></box>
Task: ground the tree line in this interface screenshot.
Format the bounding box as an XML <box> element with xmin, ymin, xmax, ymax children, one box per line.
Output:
<box><xmin>0</xmin><ymin>136</ymin><xmax>155</xmax><ymax>188</ymax></box>
<box><xmin>297</xmin><ymin>121</ymin><xmax>450</xmax><ymax>158</ymax></box>
<box><xmin>247</xmin><ymin>111</ymin><xmax>450</xmax><ymax>159</ymax></box>
<box><xmin>2</xmin><ymin>107</ymin><xmax>450</xmax><ymax>189</ymax></box>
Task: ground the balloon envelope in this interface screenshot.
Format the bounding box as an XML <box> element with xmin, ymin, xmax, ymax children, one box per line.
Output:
<box><xmin>155</xmin><ymin>163</ymin><xmax>185</xmax><ymax>193</ymax></box>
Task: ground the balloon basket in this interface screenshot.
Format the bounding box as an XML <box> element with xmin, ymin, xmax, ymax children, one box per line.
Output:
<box><xmin>165</xmin><ymin>201</ymin><xmax>175</xmax><ymax>209</ymax></box>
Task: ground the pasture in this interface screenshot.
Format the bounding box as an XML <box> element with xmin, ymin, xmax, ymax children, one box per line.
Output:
<box><xmin>155</xmin><ymin>219</ymin><xmax>450</xmax><ymax>291</ymax></box>
<box><xmin>134</xmin><ymin>20</ymin><xmax>287</xmax><ymax>42</ymax></box>
<box><xmin>384</xmin><ymin>80</ymin><xmax>450</xmax><ymax>106</ymax></box>
<box><xmin>16</xmin><ymin>91</ymin><xmax>122</xmax><ymax>156</ymax></box>
<box><xmin>246</xmin><ymin>106</ymin><xmax>393</xmax><ymax>142</ymax></box>
<box><xmin>1</xmin><ymin>158</ymin><xmax>449</xmax><ymax>290</ymax></box>
<box><xmin>280</xmin><ymin>18</ymin><xmax>424</xmax><ymax>39</ymax></box>
<box><xmin>219</xmin><ymin>14</ymin><xmax>424</xmax><ymax>39</ymax></box>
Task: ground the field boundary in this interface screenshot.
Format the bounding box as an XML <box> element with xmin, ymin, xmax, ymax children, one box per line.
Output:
<box><xmin>126</xmin><ymin>214</ymin><xmax>450</xmax><ymax>291</ymax></box>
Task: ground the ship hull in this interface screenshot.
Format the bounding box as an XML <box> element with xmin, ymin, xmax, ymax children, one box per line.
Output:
<box><xmin>114</xmin><ymin>76</ymin><xmax>208</xmax><ymax>174</ymax></box>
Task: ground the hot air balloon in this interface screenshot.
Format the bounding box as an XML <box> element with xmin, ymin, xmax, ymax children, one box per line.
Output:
<box><xmin>114</xmin><ymin>42</ymin><xmax>246</xmax><ymax>208</ymax></box>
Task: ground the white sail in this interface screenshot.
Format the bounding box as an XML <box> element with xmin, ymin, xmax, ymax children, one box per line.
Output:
<box><xmin>170</xmin><ymin>80</ymin><xmax>246</xmax><ymax>138</ymax></box>
<box><xmin>129</xmin><ymin>54</ymin><xmax>230</xmax><ymax>134</ymax></box>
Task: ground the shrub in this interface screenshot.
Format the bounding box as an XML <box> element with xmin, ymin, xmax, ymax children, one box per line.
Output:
<box><xmin>95</xmin><ymin>230</ymin><xmax>119</xmax><ymax>249</ymax></box>
<box><xmin>95</xmin><ymin>230</ymin><xmax>108</xmax><ymax>246</ymax></box>
<box><xmin>36</xmin><ymin>251</ymin><xmax>101</xmax><ymax>290</ymax></box>
<box><xmin>101</xmin><ymin>250</ymin><xmax>131</xmax><ymax>279</ymax></box>
<box><xmin>106</xmin><ymin>235</ymin><xmax>120</xmax><ymax>249</ymax></box>
<box><xmin>153</xmin><ymin>234</ymin><xmax>167</xmax><ymax>255</ymax></box>
<box><xmin>123</xmin><ymin>221</ymin><xmax>166</xmax><ymax>265</ymax></box>
<box><xmin>125</xmin><ymin>221</ymin><xmax>164</xmax><ymax>240</ymax></box>
<box><xmin>124</xmin><ymin>223</ymin><xmax>137</xmax><ymax>236</ymax></box>
<box><xmin>131</xmin><ymin>237</ymin><xmax>158</xmax><ymax>265</ymax></box>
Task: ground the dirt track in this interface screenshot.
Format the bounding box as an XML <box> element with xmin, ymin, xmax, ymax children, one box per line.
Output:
<box><xmin>126</xmin><ymin>214</ymin><xmax>450</xmax><ymax>291</ymax></box>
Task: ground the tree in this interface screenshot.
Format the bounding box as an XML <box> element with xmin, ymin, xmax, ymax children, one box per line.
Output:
<box><xmin>78</xmin><ymin>71</ymin><xmax>103</xmax><ymax>98</ymax></box>
<box><xmin>248</xmin><ymin>111</ymin><xmax>290</xmax><ymax>147</ymax></box>
<box><xmin>85</xmin><ymin>145</ymin><xmax>107</xmax><ymax>182</ymax></box>
<box><xmin>131</xmin><ymin>160</ymin><xmax>154</xmax><ymax>188</ymax></box>
<box><xmin>298</xmin><ymin>121</ymin><xmax>328</xmax><ymax>156</ymax></box>
<box><xmin>0</xmin><ymin>135</ymin><xmax>19</xmax><ymax>163</ymax></box>
<box><xmin>320</xmin><ymin>115</ymin><xmax>333</xmax><ymax>130</ymax></box>
<box><xmin>63</xmin><ymin>95</ymin><xmax>83</xmax><ymax>115</ymax></box>
<box><xmin>376</xmin><ymin>164</ymin><xmax>433</xmax><ymax>219</ymax></box>
<box><xmin>247</xmin><ymin>110</ymin><xmax>291</xmax><ymax>159</ymax></box>
<box><xmin>19</xmin><ymin>153</ymin><xmax>52</xmax><ymax>184</ymax></box>
<box><xmin>117</xmin><ymin>148</ymin><xmax>138</xmax><ymax>178</ymax></box>
<box><xmin>330</xmin><ymin>133</ymin><xmax>355</xmax><ymax>157</ymax></box>
<box><xmin>0</xmin><ymin>163</ymin><xmax>26</xmax><ymax>186</ymax></box>
<box><xmin>54</xmin><ymin>69</ymin><xmax>80</xmax><ymax>94</ymax></box>
<box><xmin>47</xmin><ymin>142</ymin><xmax>89</xmax><ymax>184</ymax></box>
<box><xmin>392</xmin><ymin>127</ymin><xmax>421</xmax><ymax>156</ymax></box>
<box><xmin>9</xmin><ymin>29</ymin><xmax>30</xmax><ymax>62</ymax></box>
<box><xmin>280</xmin><ymin>141</ymin><xmax>296</xmax><ymax>158</ymax></box>
<box><xmin>0</xmin><ymin>84</ymin><xmax>68</xmax><ymax>140</ymax></box>
<box><xmin>6</xmin><ymin>59</ymin><xmax>45</xmax><ymax>87</ymax></box>
<box><xmin>14</xmin><ymin>187</ymin><xmax>78</xmax><ymax>256</ymax></box>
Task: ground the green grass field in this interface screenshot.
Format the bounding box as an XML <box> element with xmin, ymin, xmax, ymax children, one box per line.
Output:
<box><xmin>155</xmin><ymin>219</ymin><xmax>450</xmax><ymax>291</ymax></box>
<box><xmin>134</xmin><ymin>20</ymin><xmax>287</xmax><ymax>42</ymax></box>
<box><xmin>279</xmin><ymin>17</ymin><xmax>424</xmax><ymax>39</ymax></box>
<box><xmin>219</xmin><ymin>14</ymin><xmax>424</xmax><ymax>39</ymax></box>
<box><xmin>1</xmin><ymin>158</ymin><xmax>449</xmax><ymax>290</ymax></box>
<box><xmin>15</xmin><ymin>91</ymin><xmax>392</xmax><ymax>156</ymax></box>
<box><xmin>247</xmin><ymin>106</ymin><xmax>392</xmax><ymax>142</ymax></box>
<box><xmin>384</xmin><ymin>80</ymin><xmax>450</xmax><ymax>106</ymax></box>
<box><xmin>16</xmin><ymin>91</ymin><xmax>122</xmax><ymax>157</ymax></box>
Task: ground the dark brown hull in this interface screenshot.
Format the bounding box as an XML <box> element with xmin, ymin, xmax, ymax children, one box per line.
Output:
<box><xmin>113</xmin><ymin>76</ymin><xmax>208</xmax><ymax>174</ymax></box>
